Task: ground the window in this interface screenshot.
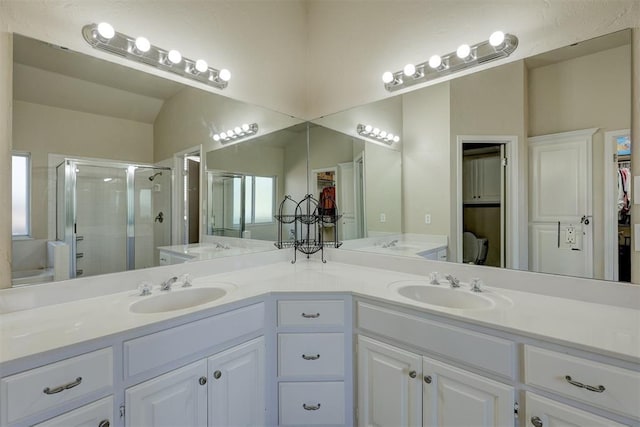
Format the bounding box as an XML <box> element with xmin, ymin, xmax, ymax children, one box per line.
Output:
<box><xmin>12</xmin><ymin>153</ymin><xmax>31</xmax><ymax>237</ymax></box>
<box><xmin>230</xmin><ymin>175</ymin><xmax>276</xmax><ymax>226</ymax></box>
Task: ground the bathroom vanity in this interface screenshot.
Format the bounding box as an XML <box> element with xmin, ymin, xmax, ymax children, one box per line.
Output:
<box><xmin>0</xmin><ymin>251</ymin><xmax>638</xmax><ymax>427</ymax></box>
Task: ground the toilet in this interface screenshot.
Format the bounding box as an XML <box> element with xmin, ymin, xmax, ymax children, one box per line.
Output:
<box><xmin>463</xmin><ymin>231</ymin><xmax>488</xmax><ymax>265</ymax></box>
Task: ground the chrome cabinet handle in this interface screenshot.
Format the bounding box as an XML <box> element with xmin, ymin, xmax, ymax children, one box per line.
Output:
<box><xmin>199</xmin><ymin>376</ymin><xmax>207</xmax><ymax>385</ymax></box>
<box><xmin>303</xmin><ymin>403</ymin><xmax>321</xmax><ymax>411</ymax></box>
<box><xmin>564</xmin><ymin>375</ymin><xmax>605</xmax><ymax>393</ymax></box>
<box><xmin>213</xmin><ymin>370</ymin><xmax>222</xmax><ymax>379</ymax></box>
<box><xmin>302</xmin><ymin>354</ymin><xmax>320</xmax><ymax>360</ymax></box>
<box><xmin>301</xmin><ymin>312</ymin><xmax>320</xmax><ymax>318</ymax></box>
<box><xmin>409</xmin><ymin>370</ymin><xmax>417</xmax><ymax>378</ymax></box>
<box><xmin>98</xmin><ymin>420</ymin><xmax>110</xmax><ymax>427</ymax></box>
<box><xmin>530</xmin><ymin>416</ymin><xmax>543</xmax><ymax>427</ymax></box>
<box><xmin>424</xmin><ymin>375</ymin><xmax>432</xmax><ymax>384</ymax></box>
<box><xmin>43</xmin><ymin>377</ymin><xmax>82</xmax><ymax>395</ymax></box>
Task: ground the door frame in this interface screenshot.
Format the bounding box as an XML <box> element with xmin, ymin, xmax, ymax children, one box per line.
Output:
<box><xmin>173</xmin><ymin>145</ymin><xmax>203</xmax><ymax>244</ymax></box>
<box><xmin>455</xmin><ymin>135</ymin><xmax>519</xmax><ymax>269</ymax></box>
<box><xmin>604</xmin><ymin>129</ymin><xmax>630</xmax><ymax>281</ymax></box>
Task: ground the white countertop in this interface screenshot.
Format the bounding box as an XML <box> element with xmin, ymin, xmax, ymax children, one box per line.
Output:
<box><xmin>157</xmin><ymin>241</ymin><xmax>275</xmax><ymax>260</ymax></box>
<box><xmin>1</xmin><ymin>259</ymin><xmax>638</xmax><ymax>365</ymax></box>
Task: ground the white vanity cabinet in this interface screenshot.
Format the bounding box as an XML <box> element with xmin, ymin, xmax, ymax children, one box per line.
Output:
<box><xmin>357</xmin><ymin>335</ymin><xmax>515</xmax><ymax>427</ymax></box>
<box><xmin>463</xmin><ymin>154</ymin><xmax>501</xmax><ymax>204</ymax></box>
<box><xmin>275</xmin><ymin>298</ymin><xmax>352</xmax><ymax>426</ymax></box>
<box><xmin>525</xmin><ymin>393</ymin><xmax>628</xmax><ymax>427</ymax></box>
<box><xmin>126</xmin><ymin>336</ymin><xmax>265</xmax><ymax>427</ymax></box>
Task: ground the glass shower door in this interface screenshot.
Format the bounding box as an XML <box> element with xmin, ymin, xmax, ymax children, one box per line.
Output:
<box><xmin>207</xmin><ymin>173</ymin><xmax>244</xmax><ymax>237</ymax></box>
<box><xmin>134</xmin><ymin>167</ymin><xmax>171</xmax><ymax>268</ymax></box>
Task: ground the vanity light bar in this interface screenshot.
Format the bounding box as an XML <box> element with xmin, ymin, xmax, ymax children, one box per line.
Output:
<box><xmin>213</xmin><ymin>123</ymin><xmax>258</xmax><ymax>143</ymax></box>
<box><xmin>82</xmin><ymin>22</ymin><xmax>231</xmax><ymax>90</ymax></box>
<box><xmin>382</xmin><ymin>31</ymin><xmax>518</xmax><ymax>92</ymax></box>
<box><xmin>357</xmin><ymin>124</ymin><xmax>400</xmax><ymax>144</ymax></box>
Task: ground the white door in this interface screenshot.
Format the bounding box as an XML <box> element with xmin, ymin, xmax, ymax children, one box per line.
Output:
<box><xmin>528</xmin><ymin>129</ymin><xmax>596</xmax><ymax>278</ymax></box>
<box><xmin>126</xmin><ymin>360</ymin><xmax>208</xmax><ymax>427</ymax></box>
<box><xmin>422</xmin><ymin>356</ymin><xmax>514</xmax><ymax>427</ymax></box>
<box><xmin>357</xmin><ymin>336</ymin><xmax>422</xmax><ymax>427</ymax></box>
<box><xmin>525</xmin><ymin>393</ymin><xmax>627</xmax><ymax>427</ymax></box>
<box><xmin>208</xmin><ymin>337</ymin><xmax>265</xmax><ymax>427</ymax></box>
<box><xmin>338</xmin><ymin>162</ymin><xmax>357</xmax><ymax>240</ymax></box>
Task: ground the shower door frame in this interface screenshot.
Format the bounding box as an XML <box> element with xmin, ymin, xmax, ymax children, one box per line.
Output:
<box><xmin>61</xmin><ymin>158</ymin><xmax>171</xmax><ymax>278</ymax></box>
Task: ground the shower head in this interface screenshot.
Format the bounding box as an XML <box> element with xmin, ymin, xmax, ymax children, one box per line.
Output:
<box><xmin>149</xmin><ymin>171</ymin><xmax>162</xmax><ymax>181</ymax></box>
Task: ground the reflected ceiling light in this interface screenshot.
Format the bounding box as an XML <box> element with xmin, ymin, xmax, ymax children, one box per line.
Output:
<box><xmin>382</xmin><ymin>31</ymin><xmax>518</xmax><ymax>92</ymax></box>
<box><xmin>82</xmin><ymin>22</ymin><xmax>230</xmax><ymax>90</ymax></box>
<box><xmin>213</xmin><ymin>123</ymin><xmax>258</xmax><ymax>143</ymax></box>
<box><xmin>357</xmin><ymin>124</ymin><xmax>400</xmax><ymax>144</ymax></box>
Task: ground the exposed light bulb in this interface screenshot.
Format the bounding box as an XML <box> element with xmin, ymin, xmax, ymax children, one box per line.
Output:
<box><xmin>218</xmin><ymin>69</ymin><xmax>231</xmax><ymax>82</ymax></box>
<box><xmin>403</xmin><ymin>63</ymin><xmax>416</xmax><ymax>77</ymax></box>
<box><xmin>382</xmin><ymin>71</ymin><xmax>394</xmax><ymax>84</ymax></box>
<box><xmin>195</xmin><ymin>59</ymin><xmax>208</xmax><ymax>73</ymax></box>
<box><xmin>167</xmin><ymin>49</ymin><xmax>182</xmax><ymax>64</ymax></box>
<box><xmin>393</xmin><ymin>136</ymin><xmax>400</xmax><ymax>143</ymax></box>
<box><xmin>220</xmin><ymin>132</ymin><xmax>227</xmax><ymax>139</ymax></box>
<box><xmin>227</xmin><ymin>129</ymin><xmax>235</xmax><ymax>137</ymax></box>
<box><xmin>234</xmin><ymin>126</ymin><xmax>242</xmax><ymax>134</ymax></box>
<box><xmin>379</xmin><ymin>131</ymin><xmax>388</xmax><ymax>138</ymax></box>
<box><xmin>242</xmin><ymin>123</ymin><xmax>250</xmax><ymax>132</ymax></box>
<box><xmin>456</xmin><ymin>44</ymin><xmax>471</xmax><ymax>59</ymax></box>
<box><xmin>489</xmin><ymin>31</ymin><xmax>505</xmax><ymax>47</ymax></box>
<box><xmin>387</xmin><ymin>133</ymin><xmax>394</xmax><ymax>141</ymax></box>
<box><xmin>372</xmin><ymin>128</ymin><xmax>380</xmax><ymax>136</ymax></box>
<box><xmin>134</xmin><ymin>37</ymin><xmax>150</xmax><ymax>53</ymax></box>
<box><xmin>213</xmin><ymin>134</ymin><xmax>221</xmax><ymax>141</ymax></box>
<box><xmin>97</xmin><ymin>22</ymin><xmax>115</xmax><ymax>40</ymax></box>
<box><xmin>364</xmin><ymin>124</ymin><xmax>373</xmax><ymax>133</ymax></box>
<box><xmin>103</xmin><ymin>177</ymin><xmax>113</xmax><ymax>182</ymax></box>
<box><xmin>428</xmin><ymin>55</ymin><xmax>442</xmax><ymax>69</ymax></box>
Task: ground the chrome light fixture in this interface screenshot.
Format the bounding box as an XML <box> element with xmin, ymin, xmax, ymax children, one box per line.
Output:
<box><xmin>82</xmin><ymin>22</ymin><xmax>231</xmax><ymax>90</ymax></box>
<box><xmin>213</xmin><ymin>123</ymin><xmax>258</xmax><ymax>143</ymax></box>
<box><xmin>357</xmin><ymin>124</ymin><xmax>400</xmax><ymax>144</ymax></box>
<box><xmin>382</xmin><ymin>31</ymin><xmax>518</xmax><ymax>92</ymax></box>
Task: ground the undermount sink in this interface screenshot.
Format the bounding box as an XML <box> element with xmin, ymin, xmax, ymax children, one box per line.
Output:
<box><xmin>130</xmin><ymin>287</ymin><xmax>227</xmax><ymax>314</ymax></box>
<box><xmin>390</xmin><ymin>281</ymin><xmax>495</xmax><ymax>310</ymax></box>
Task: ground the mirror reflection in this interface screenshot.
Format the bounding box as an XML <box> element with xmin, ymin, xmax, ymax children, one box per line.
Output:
<box><xmin>10</xmin><ymin>34</ymin><xmax>301</xmax><ymax>286</ymax></box>
<box><xmin>312</xmin><ymin>29</ymin><xmax>632</xmax><ymax>283</ymax></box>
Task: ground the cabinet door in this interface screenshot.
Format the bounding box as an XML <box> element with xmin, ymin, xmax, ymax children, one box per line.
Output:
<box><xmin>126</xmin><ymin>360</ymin><xmax>207</xmax><ymax>427</ymax></box>
<box><xmin>525</xmin><ymin>393</ymin><xmax>627</xmax><ymax>427</ymax></box>
<box><xmin>477</xmin><ymin>156</ymin><xmax>501</xmax><ymax>203</ymax></box>
<box><xmin>357</xmin><ymin>336</ymin><xmax>422</xmax><ymax>427</ymax></box>
<box><xmin>462</xmin><ymin>158</ymin><xmax>477</xmax><ymax>203</ymax></box>
<box><xmin>208</xmin><ymin>337</ymin><xmax>265</xmax><ymax>427</ymax></box>
<box><xmin>422</xmin><ymin>356</ymin><xmax>514</xmax><ymax>427</ymax></box>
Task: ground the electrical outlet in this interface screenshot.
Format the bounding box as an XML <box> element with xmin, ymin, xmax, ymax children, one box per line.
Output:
<box><xmin>379</xmin><ymin>213</ymin><xmax>386</xmax><ymax>223</ymax></box>
<box><xmin>566</xmin><ymin>226</ymin><xmax>576</xmax><ymax>244</ymax></box>
<box><xmin>424</xmin><ymin>214</ymin><xmax>431</xmax><ymax>224</ymax></box>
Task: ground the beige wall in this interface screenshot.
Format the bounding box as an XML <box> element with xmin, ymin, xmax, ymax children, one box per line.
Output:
<box><xmin>364</xmin><ymin>142</ymin><xmax>401</xmax><ymax>235</ymax></box>
<box><xmin>12</xmin><ymin>101</ymin><xmax>154</xmax><ymax>240</ymax></box>
<box><xmin>402</xmin><ymin>82</ymin><xmax>451</xmax><ymax>239</ymax></box>
<box><xmin>0</xmin><ymin>30</ymin><xmax>11</xmax><ymax>288</ymax></box>
<box><xmin>528</xmin><ymin>45</ymin><xmax>632</xmax><ymax>280</ymax></box>
<box><xmin>449</xmin><ymin>61</ymin><xmax>527</xmax><ymax>267</ymax></box>
<box><xmin>632</xmin><ymin>28</ymin><xmax>640</xmax><ymax>283</ymax></box>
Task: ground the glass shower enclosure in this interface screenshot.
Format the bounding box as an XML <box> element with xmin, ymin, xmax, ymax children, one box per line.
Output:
<box><xmin>56</xmin><ymin>159</ymin><xmax>171</xmax><ymax>279</ymax></box>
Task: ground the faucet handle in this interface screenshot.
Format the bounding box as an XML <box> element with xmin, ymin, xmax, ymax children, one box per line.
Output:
<box><xmin>179</xmin><ymin>273</ymin><xmax>193</xmax><ymax>287</ymax></box>
<box><xmin>445</xmin><ymin>274</ymin><xmax>460</xmax><ymax>288</ymax></box>
<box><xmin>137</xmin><ymin>281</ymin><xmax>153</xmax><ymax>296</ymax></box>
<box><xmin>470</xmin><ymin>278</ymin><xmax>483</xmax><ymax>292</ymax></box>
<box><xmin>429</xmin><ymin>272</ymin><xmax>440</xmax><ymax>285</ymax></box>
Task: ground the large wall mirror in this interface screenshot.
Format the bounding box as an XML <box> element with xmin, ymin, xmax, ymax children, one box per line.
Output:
<box><xmin>10</xmin><ymin>34</ymin><xmax>302</xmax><ymax>286</ymax></box>
<box><xmin>310</xmin><ymin>29</ymin><xmax>632</xmax><ymax>283</ymax></box>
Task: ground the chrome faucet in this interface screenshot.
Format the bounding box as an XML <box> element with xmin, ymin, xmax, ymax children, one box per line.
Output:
<box><xmin>444</xmin><ymin>274</ymin><xmax>460</xmax><ymax>288</ymax></box>
<box><xmin>160</xmin><ymin>276</ymin><xmax>178</xmax><ymax>291</ymax></box>
<box><xmin>214</xmin><ymin>242</ymin><xmax>230</xmax><ymax>249</ymax></box>
<box><xmin>382</xmin><ymin>239</ymin><xmax>399</xmax><ymax>248</ymax></box>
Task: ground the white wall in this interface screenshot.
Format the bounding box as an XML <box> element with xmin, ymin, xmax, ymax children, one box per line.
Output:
<box><xmin>0</xmin><ymin>28</ymin><xmax>11</xmax><ymax>287</ymax></box>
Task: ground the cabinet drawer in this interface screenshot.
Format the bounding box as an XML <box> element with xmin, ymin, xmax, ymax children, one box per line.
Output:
<box><xmin>278</xmin><ymin>300</ymin><xmax>344</xmax><ymax>327</ymax></box>
<box><xmin>278</xmin><ymin>333</ymin><xmax>344</xmax><ymax>377</ymax></box>
<box><xmin>279</xmin><ymin>382</ymin><xmax>345</xmax><ymax>425</ymax></box>
<box><xmin>33</xmin><ymin>396</ymin><xmax>113</xmax><ymax>427</ymax></box>
<box><xmin>524</xmin><ymin>345</ymin><xmax>640</xmax><ymax>420</ymax></box>
<box><xmin>125</xmin><ymin>303</ymin><xmax>264</xmax><ymax>378</ymax></box>
<box><xmin>0</xmin><ymin>348</ymin><xmax>113</xmax><ymax>425</ymax></box>
<box><xmin>525</xmin><ymin>392</ymin><xmax>628</xmax><ymax>427</ymax></box>
<box><xmin>357</xmin><ymin>302</ymin><xmax>515</xmax><ymax>378</ymax></box>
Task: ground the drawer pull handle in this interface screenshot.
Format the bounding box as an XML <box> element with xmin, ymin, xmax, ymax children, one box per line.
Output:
<box><xmin>98</xmin><ymin>420</ymin><xmax>110</xmax><ymax>427</ymax></box>
<box><xmin>530</xmin><ymin>416</ymin><xmax>543</xmax><ymax>427</ymax></box>
<box><xmin>213</xmin><ymin>370</ymin><xmax>222</xmax><ymax>379</ymax></box>
<box><xmin>301</xmin><ymin>312</ymin><xmax>320</xmax><ymax>318</ymax></box>
<box><xmin>564</xmin><ymin>375</ymin><xmax>605</xmax><ymax>393</ymax></box>
<box><xmin>43</xmin><ymin>376</ymin><xmax>82</xmax><ymax>394</ymax></box>
<box><xmin>424</xmin><ymin>375</ymin><xmax>432</xmax><ymax>384</ymax></box>
<box><xmin>302</xmin><ymin>403</ymin><xmax>321</xmax><ymax>411</ymax></box>
<box><xmin>302</xmin><ymin>354</ymin><xmax>320</xmax><ymax>360</ymax></box>
<box><xmin>199</xmin><ymin>376</ymin><xmax>207</xmax><ymax>385</ymax></box>
<box><xmin>409</xmin><ymin>370</ymin><xmax>417</xmax><ymax>378</ymax></box>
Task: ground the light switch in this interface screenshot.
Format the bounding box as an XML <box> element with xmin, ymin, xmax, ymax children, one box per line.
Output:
<box><xmin>379</xmin><ymin>213</ymin><xmax>386</xmax><ymax>223</ymax></box>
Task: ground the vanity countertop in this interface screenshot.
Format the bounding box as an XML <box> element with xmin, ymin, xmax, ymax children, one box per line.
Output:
<box><xmin>157</xmin><ymin>241</ymin><xmax>275</xmax><ymax>260</ymax></box>
<box><xmin>1</xmin><ymin>259</ymin><xmax>638</xmax><ymax>366</ymax></box>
